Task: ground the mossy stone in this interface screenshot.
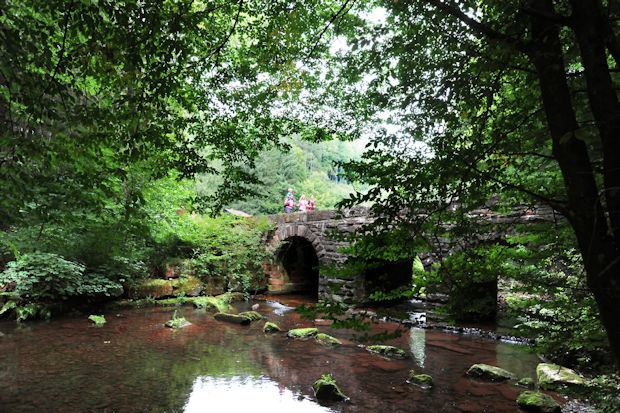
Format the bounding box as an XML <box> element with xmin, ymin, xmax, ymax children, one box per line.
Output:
<box><xmin>174</xmin><ymin>276</ymin><xmax>204</xmax><ymax>296</ymax></box>
<box><xmin>316</xmin><ymin>333</ymin><xmax>342</xmax><ymax>346</ymax></box>
<box><xmin>312</xmin><ymin>376</ymin><xmax>347</xmax><ymax>401</ymax></box>
<box><xmin>466</xmin><ymin>363</ymin><xmax>516</xmax><ymax>381</ymax></box>
<box><xmin>128</xmin><ymin>278</ymin><xmax>173</xmax><ymax>299</ymax></box>
<box><xmin>263</xmin><ymin>322</ymin><xmax>281</xmax><ymax>333</ymax></box>
<box><xmin>287</xmin><ymin>327</ymin><xmax>318</xmax><ymax>340</ymax></box>
<box><xmin>516</xmin><ymin>391</ymin><xmax>561</xmax><ymax>413</ymax></box>
<box><xmin>517</xmin><ymin>377</ymin><xmax>535</xmax><ymax>389</ymax></box>
<box><xmin>537</xmin><ymin>363</ymin><xmax>585</xmax><ymax>391</ymax></box>
<box><xmin>192</xmin><ymin>296</ymin><xmax>231</xmax><ymax>312</ymax></box>
<box><xmin>408</xmin><ymin>370</ymin><xmax>433</xmax><ymax>388</ymax></box>
<box><xmin>213</xmin><ymin>312</ymin><xmax>251</xmax><ymax>325</ymax></box>
<box><xmin>238</xmin><ymin>311</ymin><xmax>262</xmax><ymax>321</ymax></box>
<box><xmin>366</xmin><ymin>345</ymin><xmax>407</xmax><ymax>359</ymax></box>
<box><xmin>165</xmin><ymin>316</ymin><xmax>191</xmax><ymax>329</ymax></box>
<box><xmin>88</xmin><ymin>315</ymin><xmax>106</xmax><ymax>325</ymax></box>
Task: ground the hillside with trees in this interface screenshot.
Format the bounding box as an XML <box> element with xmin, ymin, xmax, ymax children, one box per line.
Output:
<box><xmin>196</xmin><ymin>136</ymin><xmax>368</xmax><ymax>215</ymax></box>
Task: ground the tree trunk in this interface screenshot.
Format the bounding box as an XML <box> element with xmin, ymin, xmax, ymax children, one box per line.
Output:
<box><xmin>528</xmin><ymin>0</ymin><xmax>620</xmax><ymax>367</ymax></box>
<box><xmin>570</xmin><ymin>0</ymin><xmax>620</xmax><ymax>239</ymax></box>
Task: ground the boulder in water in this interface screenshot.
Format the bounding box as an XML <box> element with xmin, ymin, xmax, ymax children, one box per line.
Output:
<box><xmin>366</xmin><ymin>345</ymin><xmax>408</xmax><ymax>359</ymax></box>
<box><xmin>407</xmin><ymin>370</ymin><xmax>433</xmax><ymax>388</ymax></box>
<box><xmin>536</xmin><ymin>363</ymin><xmax>585</xmax><ymax>391</ymax></box>
<box><xmin>238</xmin><ymin>311</ymin><xmax>262</xmax><ymax>321</ymax></box>
<box><xmin>312</xmin><ymin>374</ymin><xmax>348</xmax><ymax>401</ymax></box>
<box><xmin>263</xmin><ymin>322</ymin><xmax>281</xmax><ymax>333</ymax></box>
<box><xmin>466</xmin><ymin>363</ymin><xmax>516</xmax><ymax>381</ymax></box>
<box><xmin>287</xmin><ymin>327</ymin><xmax>318</xmax><ymax>340</ymax></box>
<box><xmin>316</xmin><ymin>333</ymin><xmax>342</xmax><ymax>346</ymax></box>
<box><xmin>214</xmin><ymin>312</ymin><xmax>251</xmax><ymax>325</ymax></box>
<box><xmin>516</xmin><ymin>391</ymin><xmax>561</xmax><ymax>413</ymax></box>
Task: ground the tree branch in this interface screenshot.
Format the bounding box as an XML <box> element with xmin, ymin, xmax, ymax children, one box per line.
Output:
<box><xmin>307</xmin><ymin>0</ymin><xmax>356</xmax><ymax>59</ymax></box>
<box><xmin>208</xmin><ymin>0</ymin><xmax>243</xmax><ymax>67</ymax></box>
<box><xmin>424</xmin><ymin>0</ymin><xmax>528</xmax><ymax>52</ymax></box>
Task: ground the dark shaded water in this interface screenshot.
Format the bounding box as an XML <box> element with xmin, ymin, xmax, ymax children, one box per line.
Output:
<box><xmin>0</xmin><ymin>296</ymin><xmax>555</xmax><ymax>412</ymax></box>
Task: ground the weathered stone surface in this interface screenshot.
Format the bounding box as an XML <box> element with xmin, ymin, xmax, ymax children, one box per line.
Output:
<box><xmin>213</xmin><ymin>312</ymin><xmax>251</xmax><ymax>325</ymax></box>
<box><xmin>201</xmin><ymin>275</ymin><xmax>227</xmax><ymax>296</ymax></box>
<box><xmin>238</xmin><ymin>311</ymin><xmax>262</xmax><ymax>321</ymax></box>
<box><xmin>315</xmin><ymin>333</ymin><xmax>342</xmax><ymax>346</ymax></box>
<box><xmin>127</xmin><ymin>279</ymin><xmax>173</xmax><ymax>299</ymax></box>
<box><xmin>536</xmin><ymin>363</ymin><xmax>585</xmax><ymax>391</ymax></box>
<box><xmin>407</xmin><ymin>371</ymin><xmax>433</xmax><ymax>388</ymax></box>
<box><xmin>287</xmin><ymin>327</ymin><xmax>318</xmax><ymax>340</ymax></box>
<box><xmin>312</xmin><ymin>375</ymin><xmax>347</xmax><ymax>401</ymax></box>
<box><xmin>366</xmin><ymin>345</ymin><xmax>408</xmax><ymax>359</ymax></box>
<box><xmin>466</xmin><ymin>364</ymin><xmax>516</xmax><ymax>381</ymax></box>
<box><xmin>263</xmin><ymin>322</ymin><xmax>281</xmax><ymax>333</ymax></box>
<box><xmin>172</xmin><ymin>276</ymin><xmax>204</xmax><ymax>297</ymax></box>
<box><xmin>516</xmin><ymin>391</ymin><xmax>561</xmax><ymax>413</ymax></box>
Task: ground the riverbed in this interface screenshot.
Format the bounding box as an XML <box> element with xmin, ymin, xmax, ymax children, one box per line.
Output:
<box><xmin>0</xmin><ymin>296</ymin><xmax>555</xmax><ymax>412</ymax></box>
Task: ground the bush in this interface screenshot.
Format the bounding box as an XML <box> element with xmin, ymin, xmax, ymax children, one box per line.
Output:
<box><xmin>0</xmin><ymin>252</ymin><xmax>122</xmax><ymax>320</ymax></box>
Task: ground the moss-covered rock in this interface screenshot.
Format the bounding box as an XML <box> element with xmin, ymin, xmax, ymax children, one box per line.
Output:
<box><xmin>407</xmin><ymin>370</ymin><xmax>433</xmax><ymax>388</ymax></box>
<box><xmin>263</xmin><ymin>322</ymin><xmax>281</xmax><ymax>333</ymax></box>
<box><xmin>287</xmin><ymin>327</ymin><xmax>318</xmax><ymax>340</ymax></box>
<box><xmin>173</xmin><ymin>276</ymin><xmax>204</xmax><ymax>297</ymax></box>
<box><xmin>516</xmin><ymin>391</ymin><xmax>561</xmax><ymax>413</ymax></box>
<box><xmin>192</xmin><ymin>296</ymin><xmax>231</xmax><ymax>312</ymax></box>
<box><xmin>537</xmin><ymin>363</ymin><xmax>585</xmax><ymax>391</ymax></box>
<box><xmin>127</xmin><ymin>278</ymin><xmax>173</xmax><ymax>299</ymax></box>
<box><xmin>165</xmin><ymin>313</ymin><xmax>191</xmax><ymax>329</ymax></box>
<box><xmin>366</xmin><ymin>345</ymin><xmax>408</xmax><ymax>359</ymax></box>
<box><xmin>88</xmin><ymin>315</ymin><xmax>106</xmax><ymax>325</ymax></box>
<box><xmin>466</xmin><ymin>363</ymin><xmax>516</xmax><ymax>381</ymax></box>
<box><xmin>238</xmin><ymin>311</ymin><xmax>262</xmax><ymax>321</ymax></box>
<box><xmin>316</xmin><ymin>333</ymin><xmax>342</xmax><ymax>346</ymax></box>
<box><xmin>312</xmin><ymin>374</ymin><xmax>347</xmax><ymax>401</ymax></box>
<box><xmin>213</xmin><ymin>312</ymin><xmax>251</xmax><ymax>325</ymax></box>
<box><xmin>517</xmin><ymin>377</ymin><xmax>535</xmax><ymax>389</ymax></box>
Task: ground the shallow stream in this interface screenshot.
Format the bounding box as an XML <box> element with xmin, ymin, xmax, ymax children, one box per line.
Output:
<box><xmin>0</xmin><ymin>296</ymin><xmax>557</xmax><ymax>412</ymax></box>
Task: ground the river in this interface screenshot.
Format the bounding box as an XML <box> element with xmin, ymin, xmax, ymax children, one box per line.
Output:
<box><xmin>0</xmin><ymin>295</ymin><xmax>553</xmax><ymax>412</ymax></box>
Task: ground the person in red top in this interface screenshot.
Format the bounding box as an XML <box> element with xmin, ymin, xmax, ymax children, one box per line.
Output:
<box><xmin>307</xmin><ymin>195</ymin><xmax>315</xmax><ymax>211</ymax></box>
<box><xmin>284</xmin><ymin>188</ymin><xmax>295</xmax><ymax>213</ymax></box>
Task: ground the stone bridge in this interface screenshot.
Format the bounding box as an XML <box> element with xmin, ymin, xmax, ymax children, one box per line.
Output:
<box><xmin>260</xmin><ymin>205</ymin><xmax>558</xmax><ymax>302</ymax></box>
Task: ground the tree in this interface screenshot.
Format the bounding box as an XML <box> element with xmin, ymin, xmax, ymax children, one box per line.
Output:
<box><xmin>0</xmin><ymin>0</ymin><xmax>357</xmax><ymax>229</ymax></box>
<box><xmin>315</xmin><ymin>0</ymin><xmax>620</xmax><ymax>366</ymax></box>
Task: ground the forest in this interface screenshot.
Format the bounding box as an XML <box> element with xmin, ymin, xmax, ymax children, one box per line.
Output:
<box><xmin>1</xmin><ymin>0</ymin><xmax>620</xmax><ymax>411</ymax></box>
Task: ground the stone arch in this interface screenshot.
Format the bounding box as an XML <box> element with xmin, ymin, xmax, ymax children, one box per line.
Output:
<box><xmin>263</xmin><ymin>223</ymin><xmax>328</xmax><ymax>295</ymax></box>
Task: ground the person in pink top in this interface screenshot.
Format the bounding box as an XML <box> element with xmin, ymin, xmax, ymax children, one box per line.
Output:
<box><xmin>298</xmin><ymin>195</ymin><xmax>308</xmax><ymax>212</ymax></box>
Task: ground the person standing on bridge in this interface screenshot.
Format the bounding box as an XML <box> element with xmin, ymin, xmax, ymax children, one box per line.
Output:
<box><xmin>308</xmin><ymin>195</ymin><xmax>315</xmax><ymax>211</ymax></box>
<box><xmin>284</xmin><ymin>188</ymin><xmax>295</xmax><ymax>213</ymax></box>
<box><xmin>298</xmin><ymin>195</ymin><xmax>308</xmax><ymax>212</ymax></box>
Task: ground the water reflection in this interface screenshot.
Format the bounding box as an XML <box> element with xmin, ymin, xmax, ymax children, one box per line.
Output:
<box><xmin>184</xmin><ymin>376</ymin><xmax>332</xmax><ymax>413</ymax></box>
<box><xmin>0</xmin><ymin>300</ymin><xmax>552</xmax><ymax>412</ymax></box>
<box><xmin>408</xmin><ymin>328</ymin><xmax>426</xmax><ymax>368</ymax></box>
